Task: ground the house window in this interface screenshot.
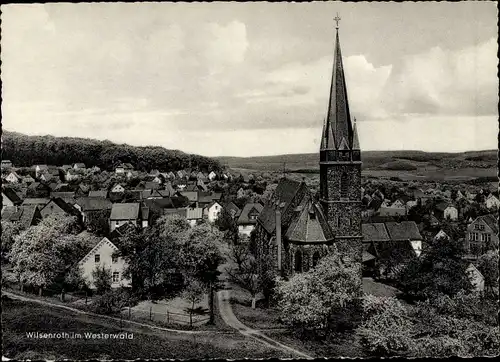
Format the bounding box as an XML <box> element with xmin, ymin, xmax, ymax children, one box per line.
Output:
<box><xmin>340</xmin><ymin>173</ymin><xmax>349</xmax><ymax>199</ymax></box>
<box><xmin>475</xmin><ymin>224</ymin><xmax>485</xmax><ymax>231</ymax></box>
<box><xmin>112</xmin><ymin>272</ymin><xmax>120</xmax><ymax>283</ymax></box>
<box><xmin>294</xmin><ymin>250</ymin><xmax>303</xmax><ymax>273</ymax></box>
<box><xmin>95</xmin><ymin>254</ymin><xmax>100</xmax><ymax>263</ymax></box>
<box><xmin>485</xmin><ymin>234</ymin><xmax>492</xmax><ymax>243</ymax></box>
<box><xmin>112</xmin><ymin>255</ymin><xmax>118</xmax><ymax>264</ymax></box>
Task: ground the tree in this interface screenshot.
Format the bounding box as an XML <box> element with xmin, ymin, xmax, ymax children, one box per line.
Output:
<box><xmin>477</xmin><ymin>251</ymin><xmax>499</xmax><ymax>297</ymax></box>
<box><xmin>226</xmin><ymin>243</ymin><xmax>261</xmax><ymax>308</ymax></box>
<box><xmin>1</xmin><ymin>221</ymin><xmax>23</xmax><ymax>262</ymax></box>
<box><xmin>177</xmin><ymin>223</ymin><xmax>225</xmax><ymax>324</ymax></box>
<box><xmin>182</xmin><ymin>277</ymin><xmax>206</xmax><ymax>326</ymax></box>
<box><xmin>398</xmin><ymin>236</ymin><xmax>473</xmax><ymax>299</ymax></box>
<box><xmin>275</xmin><ymin>254</ymin><xmax>361</xmax><ymax>337</ymax></box>
<box><xmin>85</xmin><ymin>209</ymin><xmax>111</xmax><ymax>236</ymax></box>
<box><xmin>92</xmin><ymin>265</ymin><xmax>112</xmax><ymax>295</ymax></box>
<box><xmin>10</xmin><ymin>215</ymin><xmax>87</xmax><ymax>295</ymax></box>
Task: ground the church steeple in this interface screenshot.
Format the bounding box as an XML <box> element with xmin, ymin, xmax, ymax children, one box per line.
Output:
<box><xmin>320</xmin><ymin>19</ymin><xmax>354</xmax><ymax>152</ymax></box>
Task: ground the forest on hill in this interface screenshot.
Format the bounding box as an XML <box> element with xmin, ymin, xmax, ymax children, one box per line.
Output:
<box><xmin>1</xmin><ymin>131</ymin><xmax>222</xmax><ymax>172</ymax></box>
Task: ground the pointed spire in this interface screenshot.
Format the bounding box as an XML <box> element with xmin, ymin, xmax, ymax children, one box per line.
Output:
<box><xmin>352</xmin><ymin>117</ymin><xmax>360</xmax><ymax>150</ymax></box>
<box><xmin>323</xmin><ymin>21</ymin><xmax>353</xmax><ymax>151</ymax></box>
<box><xmin>327</xmin><ymin>123</ymin><xmax>336</xmax><ymax>149</ymax></box>
<box><xmin>320</xmin><ymin>118</ymin><xmax>328</xmax><ymax>150</ymax></box>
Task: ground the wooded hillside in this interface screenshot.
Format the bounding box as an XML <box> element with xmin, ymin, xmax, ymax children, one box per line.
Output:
<box><xmin>1</xmin><ymin>131</ymin><xmax>222</xmax><ymax>172</ymax></box>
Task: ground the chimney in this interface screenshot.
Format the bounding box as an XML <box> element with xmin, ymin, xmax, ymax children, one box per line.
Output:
<box><xmin>276</xmin><ymin>209</ymin><xmax>282</xmax><ymax>272</ymax></box>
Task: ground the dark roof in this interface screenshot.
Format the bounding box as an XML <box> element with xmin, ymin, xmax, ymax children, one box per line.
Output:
<box><xmin>285</xmin><ymin>198</ymin><xmax>334</xmax><ymax>243</ymax></box>
<box><xmin>88</xmin><ymin>190</ymin><xmax>107</xmax><ymax>198</ymax></box>
<box><xmin>368</xmin><ymin>197</ymin><xmax>383</xmax><ymax>211</ymax></box>
<box><xmin>237</xmin><ymin>203</ymin><xmax>264</xmax><ymax>225</ymax></box>
<box><xmin>257</xmin><ymin>178</ymin><xmax>304</xmax><ymax>234</ymax></box>
<box><xmin>224</xmin><ymin>201</ymin><xmax>241</xmax><ymax>217</ymax></box>
<box><xmin>3</xmin><ymin>188</ymin><xmax>22</xmax><ymax>205</ymax></box>
<box><xmin>76</xmin><ymin>197</ymin><xmax>112</xmax><ymax>211</ymax></box>
<box><xmin>362</xmin><ymin>223</ymin><xmax>390</xmax><ymax>241</ymax></box>
<box><xmin>198</xmin><ymin>191</ymin><xmax>215</xmax><ymax>204</ymax></box>
<box><xmin>434</xmin><ymin>201</ymin><xmax>449</xmax><ymax>213</ymax></box>
<box><xmin>143</xmin><ymin>197</ymin><xmax>188</xmax><ymax>211</ymax></box>
<box><xmin>41</xmin><ymin>198</ymin><xmax>79</xmax><ymax>217</ymax></box>
<box><xmin>110</xmin><ymin>203</ymin><xmax>140</xmax><ymax>220</ymax></box>
<box><xmin>22</xmin><ymin>198</ymin><xmax>50</xmax><ymax>206</ymax></box>
<box><xmin>4</xmin><ymin>205</ymin><xmax>42</xmax><ymax>228</ymax></box>
<box><xmin>386</xmin><ymin>221</ymin><xmax>423</xmax><ymax>241</ymax></box>
<box><xmin>476</xmin><ymin>214</ymin><xmax>499</xmax><ymax>234</ymax></box>
<box><xmin>369</xmin><ymin>239</ymin><xmax>416</xmax><ymax>263</ymax></box>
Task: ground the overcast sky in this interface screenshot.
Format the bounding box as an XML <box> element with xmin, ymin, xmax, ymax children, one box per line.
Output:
<box><xmin>1</xmin><ymin>2</ymin><xmax>498</xmax><ymax>157</ymax></box>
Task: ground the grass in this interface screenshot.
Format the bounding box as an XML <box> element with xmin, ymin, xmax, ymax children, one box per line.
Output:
<box><xmin>2</xmin><ymin>297</ymin><xmax>288</xmax><ymax>360</ymax></box>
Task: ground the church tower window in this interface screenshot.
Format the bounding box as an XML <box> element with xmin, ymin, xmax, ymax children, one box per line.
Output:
<box><xmin>340</xmin><ymin>172</ymin><xmax>349</xmax><ymax>198</ymax></box>
<box><xmin>294</xmin><ymin>250</ymin><xmax>303</xmax><ymax>273</ymax></box>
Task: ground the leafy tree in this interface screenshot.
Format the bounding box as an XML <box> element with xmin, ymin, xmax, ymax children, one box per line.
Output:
<box><xmin>92</xmin><ymin>265</ymin><xmax>112</xmax><ymax>295</ymax></box>
<box><xmin>10</xmin><ymin>215</ymin><xmax>87</xmax><ymax>295</ymax></box>
<box><xmin>226</xmin><ymin>243</ymin><xmax>261</xmax><ymax>308</ymax></box>
<box><xmin>275</xmin><ymin>254</ymin><xmax>361</xmax><ymax>337</ymax></box>
<box><xmin>182</xmin><ymin>276</ymin><xmax>207</xmax><ymax>326</ymax></box>
<box><xmin>477</xmin><ymin>251</ymin><xmax>499</xmax><ymax>297</ymax></box>
<box><xmin>398</xmin><ymin>236</ymin><xmax>473</xmax><ymax>299</ymax></box>
<box><xmin>1</xmin><ymin>221</ymin><xmax>23</xmax><ymax>262</ymax></box>
<box><xmin>85</xmin><ymin>209</ymin><xmax>111</xmax><ymax>236</ymax></box>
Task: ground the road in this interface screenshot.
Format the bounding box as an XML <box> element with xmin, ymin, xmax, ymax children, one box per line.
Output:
<box><xmin>216</xmin><ymin>289</ymin><xmax>313</xmax><ymax>359</ymax></box>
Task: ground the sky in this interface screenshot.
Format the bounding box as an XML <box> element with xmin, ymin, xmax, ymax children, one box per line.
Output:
<box><xmin>1</xmin><ymin>1</ymin><xmax>498</xmax><ymax>157</ymax></box>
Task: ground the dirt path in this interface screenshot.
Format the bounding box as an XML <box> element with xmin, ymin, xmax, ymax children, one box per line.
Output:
<box><xmin>216</xmin><ymin>289</ymin><xmax>313</xmax><ymax>359</ymax></box>
<box><xmin>2</xmin><ymin>290</ymin><xmax>208</xmax><ymax>335</ymax></box>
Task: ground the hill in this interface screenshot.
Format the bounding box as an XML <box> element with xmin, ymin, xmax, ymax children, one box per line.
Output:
<box><xmin>217</xmin><ymin>150</ymin><xmax>497</xmax><ymax>172</ymax></box>
<box><xmin>1</xmin><ymin>130</ymin><xmax>222</xmax><ymax>172</ymax></box>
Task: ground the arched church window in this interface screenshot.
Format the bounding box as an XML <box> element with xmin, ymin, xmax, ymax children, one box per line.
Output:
<box><xmin>294</xmin><ymin>250</ymin><xmax>303</xmax><ymax>273</ymax></box>
<box><xmin>340</xmin><ymin>173</ymin><xmax>349</xmax><ymax>198</ymax></box>
<box><xmin>312</xmin><ymin>251</ymin><xmax>321</xmax><ymax>267</ymax></box>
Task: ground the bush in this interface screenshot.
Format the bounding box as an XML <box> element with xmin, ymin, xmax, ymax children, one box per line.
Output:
<box><xmin>91</xmin><ymin>288</ymin><xmax>134</xmax><ymax>315</ymax></box>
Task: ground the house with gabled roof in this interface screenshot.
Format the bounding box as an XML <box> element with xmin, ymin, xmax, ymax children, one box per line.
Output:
<box><xmin>485</xmin><ymin>193</ymin><xmax>500</xmax><ymax>210</ymax></box>
<box><xmin>111</xmin><ymin>184</ymin><xmax>125</xmax><ymax>193</ymax></box>
<box><xmin>78</xmin><ymin>237</ymin><xmax>131</xmax><ymax>289</ymax></box>
<box><xmin>74</xmin><ymin>197</ymin><xmax>112</xmax><ymax>222</ymax></box>
<box><xmin>35</xmin><ymin>165</ymin><xmax>48</xmax><ymax>178</ymax></box>
<box><xmin>205</xmin><ymin>201</ymin><xmax>223</xmax><ymax>223</ymax></box>
<box><xmin>5</xmin><ymin>171</ymin><xmax>22</xmax><ymax>184</ymax></box>
<box><xmin>109</xmin><ymin>203</ymin><xmax>141</xmax><ymax>232</ymax></box>
<box><xmin>39</xmin><ymin>198</ymin><xmax>80</xmax><ymax>219</ymax></box>
<box><xmin>238</xmin><ymin>202</ymin><xmax>264</xmax><ymax>236</ymax></box>
<box><xmin>208</xmin><ymin>171</ymin><xmax>217</xmax><ymax>181</ymax></box>
<box><xmin>465</xmin><ymin>214</ymin><xmax>498</xmax><ymax>259</ymax></box>
<box><xmin>186</xmin><ymin>206</ymin><xmax>203</xmax><ymax>227</ymax></box>
<box><xmin>2</xmin><ymin>188</ymin><xmax>23</xmax><ymax>211</ymax></box>
<box><xmin>224</xmin><ymin>201</ymin><xmax>241</xmax><ymax>219</ymax></box>
<box><xmin>2</xmin><ymin>204</ymin><xmax>42</xmax><ymax>229</ymax></box>
<box><xmin>73</xmin><ymin>163</ymin><xmax>86</xmax><ymax>170</ymax></box>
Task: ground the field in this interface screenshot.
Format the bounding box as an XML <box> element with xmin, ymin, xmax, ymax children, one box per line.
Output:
<box><xmin>218</xmin><ymin>150</ymin><xmax>497</xmax><ymax>182</ymax></box>
<box><xmin>2</xmin><ymin>297</ymin><xmax>287</xmax><ymax>360</ymax></box>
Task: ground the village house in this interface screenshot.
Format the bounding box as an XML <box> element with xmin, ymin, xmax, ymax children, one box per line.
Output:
<box><xmin>186</xmin><ymin>206</ymin><xmax>204</xmax><ymax>227</ymax></box>
<box><xmin>205</xmin><ymin>201</ymin><xmax>223</xmax><ymax>223</ymax></box>
<box><xmin>433</xmin><ymin>229</ymin><xmax>451</xmax><ymax>242</ymax></box>
<box><xmin>208</xmin><ymin>171</ymin><xmax>217</xmax><ymax>181</ymax></box>
<box><xmin>73</xmin><ymin>163</ymin><xmax>86</xmax><ymax>170</ymax></box>
<box><xmin>443</xmin><ymin>205</ymin><xmax>459</xmax><ymax>221</ymax></box>
<box><xmin>39</xmin><ymin>198</ymin><xmax>79</xmax><ymax>219</ymax></box>
<box><xmin>88</xmin><ymin>190</ymin><xmax>108</xmax><ymax>198</ymax></box>
<box><xmin>22</xmin><ymin>198</ymin><xmax>51</xmax><ymax>208</ymax></box>
<box><xmin>35</xmin><ymin>165</ymin><xmax>48</xmax><ymax>179</ymax></box>
<box><xmin>109</xmin><ymin>203</ymin><xmax>141</xmax><ymax>232</ymax></box>
<box><xmin>115</xmin><ymin>163</ymin><xmax>134</xmax><ymax>174</ymax></box>
<box><xmin>224</xmin><ymin>201</ymin><xmax>241</xmax><ymax>219</ymax></box>
<box><xmin>23</xmin><ymin>175</ymin><xmax>35</xmax><ymax>184</ymax></box>
<box><xmin>26</xmin><ymin>182</ymin><xmax>51</xmax><ymax>199</ymax></box>
<box><xmin>74</xmin><ymin>197</ymin><xmax>112</xmax><ymax>223</ymax></box>
<box><xmin>237</xmin><ymin>203</ymin><xmax>264</xmax><ymax>236</ymax></box>
<box><xmin>465</xmin><ymin>214</ymin><xmax>498</xmax><ymax>258</ymax></box>
<box><xmin>65</xmin><ymin>169</ymin><xmax>81</xmax><ymax>182</ymax></box>
<box><xmin>485</xmin><ymin>193</ymin><xmax>500</xmax><ymax>210</ymax></box>
<box><xmin>2</xmin><ymin>188</ymin><xmax>23</xmax><ymax>211</ymax></box>
<box><xmin>78</xmin><ymin>237</ymin><xmax>131</xmax><ymax>289</ymax></box>
<box><xmin>1</xmin><ymin>204</ymin><xmax>43</xmax><ymax>229</ymax></box>
<box><xmin>4</xmin><ymin>171</ymin><xmax>22</xmax><ymax>183</ymax></box>
<box><xmin>111</xmin><ymin>184</ymin><xmax>126</xmax><ymax>193</ymax></box>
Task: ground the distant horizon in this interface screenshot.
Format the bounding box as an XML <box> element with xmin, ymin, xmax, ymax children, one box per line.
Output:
<box><xmin>1</xmin><ymin>2</ymin><xmax>497</xmax><ymax>157</ymax></box>
<box><xmin>3</xmin><ymin>128</ymin><xmax>496</xmax><ymax>160</ymax></box>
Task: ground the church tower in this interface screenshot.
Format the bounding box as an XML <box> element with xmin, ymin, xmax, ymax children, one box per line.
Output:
<box><xmin>319</xmin><ymin>18</ymin><xmax>362</xmax><ymax>263</ymax></box>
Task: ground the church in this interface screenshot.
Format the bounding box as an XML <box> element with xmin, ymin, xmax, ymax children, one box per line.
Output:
<box><xmin>254</xmin><ymin>21</ymin><xmax>362</xmax><ymax>277</ymax></box>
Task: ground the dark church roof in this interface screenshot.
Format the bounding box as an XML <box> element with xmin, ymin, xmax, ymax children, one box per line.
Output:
<box><xmin>257</xmin><ymin>178</ymin><xmax>305</xmax><ymax>234</ymax></box>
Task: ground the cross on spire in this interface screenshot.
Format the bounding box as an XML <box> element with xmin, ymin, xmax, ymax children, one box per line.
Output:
<box><xmin>334</xmin><ymin>13</ymin><xmax>341</xmax><ymax>29</ymax></box>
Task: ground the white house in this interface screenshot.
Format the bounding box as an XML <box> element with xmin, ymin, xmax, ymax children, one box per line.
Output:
<box><xmin>73</xmin><ymin>163</ymin><xmax>86</xmax><ymax>170</ymax></box>
<box><xmin>443</xmin><ymin>205</ymin><xmax>458</xmax><ymax>221</ymax></box>
<box><xmin>111</xmin><ymin>184</ymin><xmax>125</xmax><ymax>193</ymax></box>
<box><xmin>237</xmin><ymin>203</ymin><xmax>263</xmax><ymax>236</ymax></box>
<box><xmin>208</xmin><ymin>171</ymin><xmax>217</xmax><ymax>181</ymax></box>
<box><xmin>78</xmin><ymin>237</ymin><xmax>131</xmax><ymax>289</ymax></box>
<box><xmin>205</xmin><ymin>201</ymin><xmax>223</xmax><ymax>223</ymax></box>
<box><xmin>433</xmin><ymin>229</ymin><xmax>450</xmax><ymax>242</ymax></box>
<box><xmin>5</xmin><ymin>172</ymin><xmax>22</xmax><ymax>183</ymax></box>
<box><xmin>466</xmin><ymin>263</ymin><xmax>485</xmax><ymax>292</ymax></box>
<box><xmin>485</xmin><ymin>194</ymin><xmax>500</xmax><ymax>210</ymax></box>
